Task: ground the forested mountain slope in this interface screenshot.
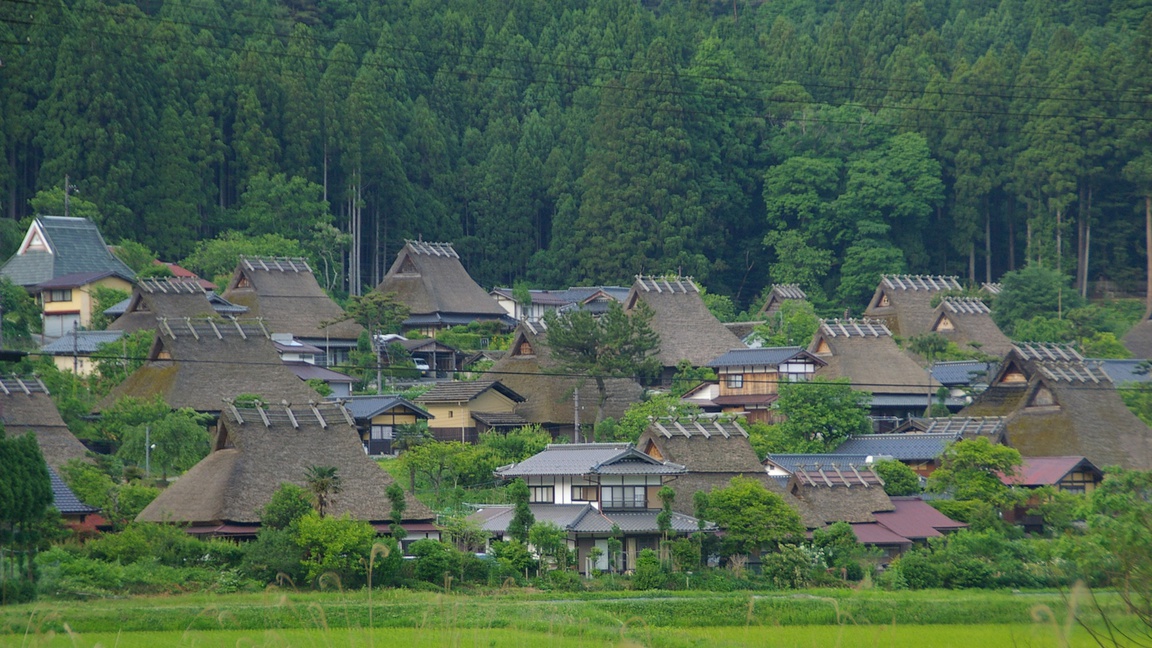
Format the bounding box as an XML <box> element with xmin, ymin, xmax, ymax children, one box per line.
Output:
<box><xmin>2</xmin><ymin>0</ymin><xmax>1149</xmax><ymax>312</ymax></box>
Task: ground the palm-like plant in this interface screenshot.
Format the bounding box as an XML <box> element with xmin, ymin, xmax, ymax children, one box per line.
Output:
<box><xmin>305</xmin><ymin>465</ymin><xmax>342</xmax><ymax>517</ymax></box>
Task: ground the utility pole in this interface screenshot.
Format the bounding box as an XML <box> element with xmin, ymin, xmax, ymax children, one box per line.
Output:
<box><xmin>145</xmin><ymin>425</ymin><xmax>151</xmax><ymax>478</ymax></box>
<box><xmin>73</xmin><ymin>320</ymin><xmax>79</xmax><ymax>374</ymax></box>
<box><xmin>573</xmin><ymin>387</ymin><xmax>580</xmax><ymax>443</ymax></box>
<box><xmin>63</xmin><ymin>175</ymin><xmax>77</xmax><ymax>217</ymax></box>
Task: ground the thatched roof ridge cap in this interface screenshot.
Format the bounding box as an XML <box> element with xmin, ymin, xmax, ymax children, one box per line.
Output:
<box><xmin>1013</xmin><ymin>342</ymin><xmax>1083</xmax><ymax>362</ymax></box>
<box><xmin>139</xmin><ymin>277</ymin><xmax>205</xmax><ymax>294</ymax></box>
<box><xmin>239</xmin><ymin>256</ymin><xmax>312</xmax><ymax>273</ymax></box>
<box><xmin>881</xmin><ymin>275</ymin><xmax>963</xmax><ymax>291</ymax></box>
<box><xmin>633</xmin><ymin>275</ymin><xmax>699</xmax><ymax>294</ymax></box>
<box><xmin>404</xmin><ymin>240</ymin><xmax>459</xmax><ymax>258</ymax></box>
<box><xmin>940</xmin><ymin>297</ymin><xmax>991</xmax><ymax>314</ymax></box>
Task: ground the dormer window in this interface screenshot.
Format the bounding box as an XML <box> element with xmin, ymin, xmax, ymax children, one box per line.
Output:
<box><xmin>878</xmin><ymin>293</ymin><xmax>890</xmax><ymax>307</ymax></box>
<box><xmin>934</xmin><ymin>314</ymin><xmax>954</xmax><ymax>331</ymax></box>
<box><xmin>236</xmin><ymin>276</ymin><xmax>251</xmax><ymax>289</ymax></box>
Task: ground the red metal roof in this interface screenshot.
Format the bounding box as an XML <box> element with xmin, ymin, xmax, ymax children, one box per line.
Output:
<box><xmin>872</xmin><ymin>497</ymin><xmax>966</xmax><ymax>540</ymax></box>
<box><xmin>850</xmin><ymin>522</ymin><xmax>913</xmax><ymax>546</ymax></box>
<box><xmin>1001</xmin><ymin>456</ymin><xmax>1098</xmax><ymax>487</ymax></box>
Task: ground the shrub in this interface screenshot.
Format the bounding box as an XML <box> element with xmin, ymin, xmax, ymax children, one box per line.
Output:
<box><xmin>410</xmin><ymin>539</ymin><xmax>462</xmax><ymax>585</ymax></box>
<box><xmin>240</xmin><ymin>527</ymin><xmax>307</xmax><ymax>585</ymax></box>
<box><xmin>292</xmin><ymin>512</ymin><xmax>375</xmax><ymax>587</ymax></box>
<box><xmin>542</xmin><ymin>569</ymin><xmax>584</xmax><ymax>592</ymax></box>
<box><xmin>761</xmin><ymin>544</ymin><xmax>813</xmax><ymax>589</ymax></box>
<box><xmin>892</xmin><ymin>550</ymin><xmax>941</xmax><ymax>589</ymax></box>
<box><xmin>85</xmin><ymin>523</ymin><xmax>210</xmax><ymax>567</ymax></box>
<box><xmin>633</xmin><ymin>549</ymin><xmax>665</xmax><ymax>590</ymax></box>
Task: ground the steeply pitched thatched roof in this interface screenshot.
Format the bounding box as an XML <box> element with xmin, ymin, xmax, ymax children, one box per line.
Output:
<box><xmin>758</xmin><ymin>284</ymin><xmax>808</xmax><ymax>317</ymax></box>
<box><xmin>137</xmin><ymin>401</ymin><xmax>433</xmax><ymax>525</ymax></box>
<box><xmin>1122</xmin><ymin>318</ymin><xmax>1152</xmax><ymax>359</ymax></box>
<box><xmin>483</xmin><ymin>320</ymin><xmax>643</xmax><ymax>426</ymax></box>
<box><xmin>376</xmin><ymin>241</ymin><xmax>509</xmax><ymax>326</ymax></box>
<box><xmin>809</xmin><ymin>319</ymin><xmax>939</xmax><ymax>395</ymax></box>
<box><xmin>961</xmin><ymin>344</ymin><xmax>1152</xmax><ymax>469</ymax></box>
<box><xmin>0</xmin><ymin>216</ymin><xmax>135</xmax><ymax>287</ymax></box>
<box><xmin>0</xmin><ymin>376</ymin><xmax>90</xmax><ymax>471</ymax></box>
<box><xmin>864</xmin><ymin>275</ymin><xmax>963</xmax><ymax>337</ymax></box>
<box><xmin>789</xmin><ymin>477</ymin><xmax>894</xmax><ymax>525</ymax></box>
<box><xmin>223</xmin><ymin>257</ymin><xmax>363</xmax><ymax>341</ymax></box>
<box><xmin>108</xmin><ymin>278</ymin><xmax>221</xmax><ymax>333</ymax></box>
<box><xmin>625</xmin><ymin>276</ymin><xmax>744</xmax><ymax>368</ymax></box>
<box><xmin>929</xmin><ymin>297</ymin><xmax>1013</xmax><ymax>357</ymax></box>
<box><xmin>97</xmin><ymin>318</ymin><xmax>322</xmax><ymax>413</ymax></box>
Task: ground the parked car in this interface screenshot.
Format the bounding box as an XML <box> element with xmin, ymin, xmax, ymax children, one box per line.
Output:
<box><xmin>413</xmin><ymin>358</ymin><xmax>430</xmax><ymax>375</ymax></box>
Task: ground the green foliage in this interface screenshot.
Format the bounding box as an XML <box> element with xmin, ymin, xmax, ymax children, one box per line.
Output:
<box><xmin>700</xmin><ymin>290</ymin><xmax>736</xmax><ymax>322</ymax></box>
<box><xmin>701</xmin><ymin>476</ymin><xmax>804</xmax><ymax>557</ymax></box>
<box><xmin>181</xmin><ymin>232</ymin><xmax>307</xmax><ymax>288</ymax></box>
<box><xmin>92</xmin><ymin>330</ymin><xmax>153</xmax><ymax>393</ymax></box>
<box><xmin>992</xmin><ymin>265</ymin><xmax>1083</xmax><ymax>335</ymax></box>
<box><xmin>340</xmin><ymin>291</ymin><xmax>408</xmax><ymax>335</ymax></box>
<box><xmin>506</xmin><ymin>478</ymin><xmax>534</xmax><ymax>544</ymax></box>
<box><xmin>477</xmin><ymin>426</ymin><xmax>552</xmax><ymax>466</ymax></box>
<box><xmin>489</xmin><ymin>540</ymin><xmax>536</xmax><ymax>574</ymax></box>
<box><xmin>111</xmin><ymin>240</ymin><xmax>159</xmax><ymax>273</ymax></box>
<box><xmin>0</xmin><ymin>277</ymin><xmax>43</xmax><ymax>348</ymax></box>
<box><xmin>85</xmin><ymin>287</ymin><xmax>129</xmax><ymax>331</ymax></box>
<box><xmin>115</xmin><ymin>405</ymin><xmax>210</xmax><ymax>479</ymax></box>
<box><xmin>598</xmin><ymin>393</ymin><xmax>700</xmax><ymax>443</ymax></box>
<box><xmin>409</xmin><ymin>539</ymin><xmax>462</xmax><ymax>585</ymax></box>
<box><xmin>528</xmin><ymin>521</ymin><xmax>568</xmax><ymax>570</ymax></box>
<box><xmin>761</xmin><ymin>544</ymin><xmax>815</xmax><ymax>589</ymax></box>
<box><xmin>240</xmin><ymin>527</ymin><xmax>306</xmax><ymax>585</ymax></box>
<box><xmin>753</xmin><ymin>300</ymin><xmax>820</xmax><ymax>348</ymax></box>
<box><xmin>889</xmin><ymin>529</ymin><xmax>1056</xmax><ymax>590</ymax></box>
<box><xmin>0</xmin><ymin>431</ymin><xmax>53</xmax><ymax>552</ymax></box>
<box><xmin>926</xmin><ymin>438</ymin><xmax>1024</xmax><ymax>511</ymax></box>
<box><xmin>292</xmin><ymin>511</ymin><xmax>375</xmax><ymax>586</ymax></box>
<box><xmin>872</xmin><ymin>459</ymin><xmax>921</xmax><ymax>496</ymax></box>
<box><xmin>386</xmin><ymin>482</ymin><xmax>407</xmax><ymax>540</ymax></box>
<box><xmin>304</xmin><ymin>466</ymin><xmax>342</xmax><ymax>517</ymax></box>
<box><xmin>633</xmin><ymin>549</ymin><xmax>665</xmax><ymax>590</ymax></box>
<box><xmin>669</xmin><ymin>360</ymin><xmax>716</xmax><ymax>398</ymax></box>
<box><xmin>260</xmin><ymin>483</ymin><xmax>313</xmax><ymax>530</ymax></box>
<box><xmin>1120</xmin><ymin>382</ymin><xmax>1152</xmax><ymax>427</ymax></box>
<box><xmin>1079</xmin><ymin>469</ymin><xmax>1152</xmax><ymax>607</ymax></box>
<box><xmin>767</xmin><ymin>378</ymin><xmax>872</xmax><ymax>452</ymax></box>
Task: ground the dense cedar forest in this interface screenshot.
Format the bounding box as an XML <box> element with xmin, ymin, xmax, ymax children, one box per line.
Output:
<box><xmin>2</xmin><ymin>0</ymin><xmax>1151</xmax><ymax>312</ymax></box>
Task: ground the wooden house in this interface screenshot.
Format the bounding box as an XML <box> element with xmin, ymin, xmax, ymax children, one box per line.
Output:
<box><xmin>624</xmin><ymin>276</ymin><xmax>745</xmax><ymax>384</ymax></box>
<box><xmin>415</xmin><ymin>380</ymin><xmax>526</xmax><ymax>443</ymax></box>
<box><xmin>0</xmin><ymin>375</ymin><xmax>90</xmax><ymax>471</ymax></box>
<box><xmin>97</xmin><ymin>318</ymin><xmax>322</xmax><ymax>417</ymax></box>
<box><xmin>704</xmin><ymin>347</ymin><xmax>826</xmax><ymax>424</ymax></box>
<box><xmin>490</xmin><ymin>286</ymin><xmax>629</xmax><ymax>321</ymax></box>
<box><xmin>474</xmin><ymin>443</ymin><xmax>710</xmax><ymax>573</ymax></box>
<box><xmin>758</xmin><ymin>284</ymin><xmax>808</xmax><ymax>318</ymax></box>
<box><xmin>107</xmin><ymin>278</ymin><xmax>226</xmax><ymax>333</ymax></box>
<box><xmin>41</xmin><ymin>329</ymin><xmax>124</xmax><ymax>375</ymax></box>
<box><xmin>136</xmin><ymin>401</ymin><xmax>435</xmax><ymax>541</ymax></box>
<box><xmin>808</xmin><ymin>319</ymin><xmax>946</xmax><ymax>430</ymax></box>
<box><xmin>484</xmin><ymin>320</ymin><xmax>643</xmax><ymax>441</ymax></box>
<box><xmin>338</xmin><ymin>394</ymin><xmax>433</xmax><ymax>455</ymax></box>
<box><xmin>1001</xmin><ymin>455</ymin><xmax>1105</xmax><ymax>532</ymax></box>
<box><xmin>0</xmin><ymin>216</ymin><xmax>136</xmax><ymax>337</ymax></box>
<box><xmin>928</xmin><ymin>297</ymin><xmax>1013</xmax><ymax>357</ymax></box>
<box><xmin>864</xmin><ymin>275</ymin><xmax>963</xmax><ymax>337</ymax></box>
<box><xmin>376</xmin><ymin>240</ymin><xmax>514</xmax><ymax>336</ymax></box>
<box><xmin>961</xmin><ymin>344</ymin><xmax>1152</xmax><ymax>470</ymax></box>
<box><xmin>223</xmin><ymin>256</ymin><xmax>363</xmax><ymax>366</ymax></box>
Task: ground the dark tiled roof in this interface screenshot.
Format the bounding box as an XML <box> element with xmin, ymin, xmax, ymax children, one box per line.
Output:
<box><xmin>0</xmin><ymin>216</ymin><xmax>135</xmax><ymax>287</ymax></box>
<box><xmin>49</xmin><ymin>466</ymin><xmax>99</xmax><ymax>515</ymax></box>
<box><xmin>417</xmin><ymin>380</ymin><xmax>525</xmax><ymax>404</ymax></box>
<box><xmin>765</xmin><ymin>454</ymin><xmax>872</xmax><ymax>474</ymax></box>
<box><xmin>833</xmin><ymin>433</ymin><xmax>960</xmax><ymax>461</ymax></box>
<box><xmin>36</xmin><ymin>269</ymin><xmax>130</xmax><ymax>289</ymax></box>
<box><xmin>1097</xmin><ymin>359</ymin><xmax>1152</xmax><ymax>384</ymax></box>
<box><xmin>472</xmin><ymin>411</ymin><xmax>529</xmax><ymax>427</ymax></box>
<box><xmin>283</xmin><ymin>361</ymin><xmax>354</xmax><ymax>383</ymax></box>
<box><xmin>336</xmin><ymin>395</ymin><xmax>431</xmax><ymax>421</ymax></box>
<box><xmin>931</xmin><ymin>361</ymin><xmax>997</xmax><ymax>386</ymax></box>
<box><xmin>496</xmin><ymin>443</ymin><xmax>685</xmax><ymax>477</ymax></box>
<box><xmin>707</xmin><ymin>346</ymin><xmax>824</xmax><ymax>368</ymax></box>
<box><xmin>572</xmin><ymin>509</ymin><xmax>709</xmax><ymax>533</ymax></box>
<box><xmin>41</xmin><ymin>330</ymin><xmax>125</xmax><ymax>354</ymax></box>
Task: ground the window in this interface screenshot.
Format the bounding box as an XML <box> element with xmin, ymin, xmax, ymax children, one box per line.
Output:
<box><xmin>370</xmin><ymin>425</ymin><xmax>393</xmax><ymax>440</ymax></box>
<box><xmin>725</xmin><ymin>374</ymin><xmax>744</xmax><ymax>389</ymax></box>
<box><xmin>571</xmin><ymin>486</ymin><xmax>598</xmax><ymax>502</ymax></box>
<box><xmin>529</xmin><ymin>485</ymin><xmax>554</xmax><ymax>503</ymax></box>
<box><xmin>45</xmin><ymin>289</ymin><xmax>72</xmax><ymax>303</ymax></box>
<box><xmin>601</xmin><ymin>486</ymin><xmax>646</xmax><ymax>509</ymax></box>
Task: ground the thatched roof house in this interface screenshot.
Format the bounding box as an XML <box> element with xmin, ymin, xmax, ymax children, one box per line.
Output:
<box><xmin>223</xmin><ymin>257</ymin><xmax>363</xmax><ymax>363</ymax></box>
<box><xmin>107</xmin><ymin>278</ymin><xmax>221</xmax><ymax>333</ymax></box>
<box><xmin>786</xmin><ymin>464</ymin><xmax>895</xmax><ymax>526</ymax></box>
<box><xmin>1122</xmin><ymin>318</ymin><xmax>1152</xmax><ymax>359</ymax></box>
<box><xmin>864</xmin><ymin>275</ymin><xmax>963</xmax><ymax>337</ymax></box>
<box><xmin>758</xmin><ymin>284</ymin><xmax>807</xmax><ymax>318</ymax></box>
<box><xmin>809</xmin><ymin>319</ymin><xmax>943</xmax><ymax>429</ymax></box>
<box><xmin>484</xmin><ymin>320</ymin><xmax>643</xmax><ymax>440</ymax></box>
<box><xmin>376</xmin><ymin>241</ymin><xmax>513</xmax><ymax>335</ymax></box>
<box><xmin>137</xmin><ymin>401</ymin><xmax>434</xmax><ymax>537</ymax></box>
<box><xmin>624</xmin><ymin>276</ymin><xmax>744</xmax><ymax>382</ymax></box>
<box><xmin>960</xmin><ymin>343</ymin><xmax>1152</xmax><ymax>469</ymax></box>
<box><xmin>928</xmin><ymin>297</ymin><xmax>1013</xmax><ymax>357</ymax></box>
<box><xmin>97</xmin><ymin>318</ymin><xmax>321</xmax><ymax>414</ymax></box>
<box><xmin>0</xmin><ymin>376</ymin><xmax>90</xmax><ymax>471</ymax></box>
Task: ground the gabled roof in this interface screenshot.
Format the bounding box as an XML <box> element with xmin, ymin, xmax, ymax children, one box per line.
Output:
<box><xmin>1097</xmin><ymin>359</ymin><xmax>1152</xmax><ymax>384</ymax></box>
<box><xmin>930</xmin><ymin>298</ymin><xmax>1013</xmax><ymax>357</ymax></box>
<box><xmin>789</xmin><ymin>474</ymin><xmax>894</xmax><ymax>525</ymax></box>
<box><xmin>495</xmin><ymin>443</ymin><xmax>686</xmax><ymax>477</ymax></box>
<box><xmin>871</xmin><ymin>496</ymin><xmax>967</xmax><ymax>540</ymax></box>
<box><xmin>108</xmin><ymin>278</ymin><xmax>222</xmax><ymax>333</ymax></box>
<box><xmin>470</xmin><ymin>503</ymin><xmax>712</xmax><ymax>536</ymax></box>
<box><xmin>138</xmin><ymin>401</ymin><xmax>432</xmax><ymax>525</ymax></box>
<box><xmin>707</xmin><ymin>346</ymin><xmax>826</xmax><ymax>369</ymax></box>
<box><xmin>484</xmin><ymin>320</ymin><xmax>642</xmax><ymax>426</ymax></box>
<box><xmin>810</xmin><ymin>319</ymin><xmax>940</xmax><ymax>395</ymax></box>
<box><xmin>376</xmin><ymin>241</ymin><xmax>509</xmax><ymax>325</ymax></box>
<box><xmin>624</xmin><ymin>276</ymin><xmax>744</xmax><ymax>368</ymax></box>
<box><xmin>283</xmin><ymin>362</ymin><xmax>354</xmax><ymax>384</ymax></box>
<box><xmin>416</xmin><ymin>380</ymin><xmax>525</xmax><ymax>404</ymax></box>
<box><xmin>223</xmin><ymin>257</ymin><xmax>363</xmax><ymax>341</ymax></box>
<box><xmin>35</xmin><ymin>269</ymin><xmax>132</xmax><ymax>290</ymax></box>
<box><xmin>1001</xmin><ymin>456</ymin><xmax>1103</xmax><ymax>487</ymax></box>
<box><xmin>865</xmin><ymin>275</ymin><xmax>963</xmax><ymax>337</ymax></box>
<box><xmin>0</xmin><ymin>216</ymin><xmax>135</xmax><ymax>287</ymax></box>
<box><xmin>833</xmin><ymin>433</ymin><xmax>960</xmax><ymax>461</ymax></box>
<box><xmin>41</xmin><ymin>329</ymin><xmax>125</xmax><ymax>355</ymax></box>
<box><xmin>0</xmin><ymin>376</ymin><xmax>91</xmax><ymax>471</ymax></box>
<box><xmin>961</xmin><ymin>345</ymin><xmax>1152</xmax><ymax>469</ymax></box>
<box><xmin>931</xmin><ymin>360</ymin><xmax>997</xmax><ymax>386</ymax></box>
<box><xmin>981</xmin><ymin>282</ymin><xmax>1002</xmax><ymax>295</ymax></box>
<box><xmin>48</xmin><ymin>466</ymin><xmax>99</xmax><ymax>515</ymax></box>
<box><xmin>765</xmin><ymin>454</ymin><xmax>873</xmax><ymax>474</ymax></box>
<box><xmin>97</xmin><ymin>318</ymin><xmax>322</xmax><ymax>413</ymax></box>
<box><xmin>758</xmin><ymin>284</ymin><xmax>808</xmax><ymax>316</ymax></box>
<box><xmin>336</xmin><ymin>395</ymin><xmax>432</xmax><ymax>421</ymax></box>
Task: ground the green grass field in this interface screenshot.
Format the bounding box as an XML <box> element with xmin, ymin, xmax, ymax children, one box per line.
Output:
<box><xmin>0</xmin><ymin>588</ymin><xmax>1138</xmax><ymax>648</ymax></box>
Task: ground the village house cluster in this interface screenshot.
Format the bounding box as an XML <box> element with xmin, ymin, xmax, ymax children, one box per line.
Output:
<box><xmin>3</xmin><ymin>215</ymin><xmax>1149</xmax><ymax>570</ymax></box>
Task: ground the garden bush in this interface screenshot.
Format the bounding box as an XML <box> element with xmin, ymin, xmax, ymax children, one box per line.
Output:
<box><xmin>632</xmin><ymin>549</ymin><xmax>665</xmax><ymax>590</ymax></box>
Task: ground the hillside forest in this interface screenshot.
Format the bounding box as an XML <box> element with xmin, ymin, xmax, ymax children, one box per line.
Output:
<box><xmin>2</xmin><ymin>0</ymin><xmax>1152</xmax><ymax>312</ymax></box>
